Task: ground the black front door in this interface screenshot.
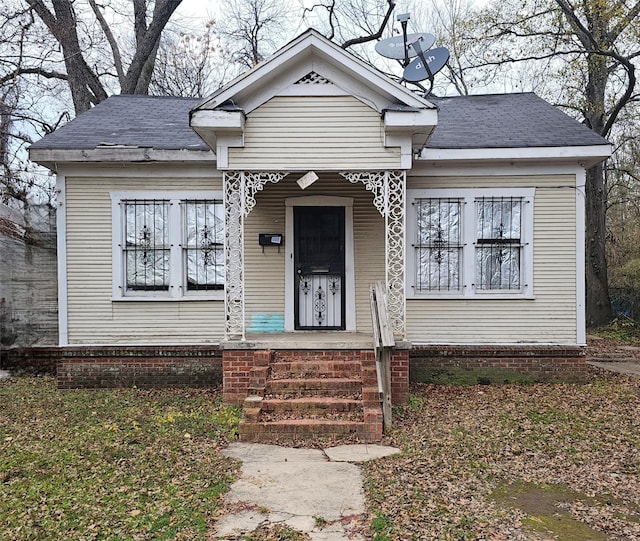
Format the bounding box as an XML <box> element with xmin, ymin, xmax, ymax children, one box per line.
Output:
<box><xmin>294</xmin><ymin>206</ymin><xmax>345</xmax><ymax>330</ymax></box>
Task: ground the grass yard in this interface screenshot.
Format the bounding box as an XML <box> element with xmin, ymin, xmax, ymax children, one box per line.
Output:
<box><xmin>0</xmin><ymin>377</ymin><xmax>241</xmax><ymax>540</ymax></box>
<box><xmin>2</xmin><ymin>338</ymin><xmax>640</xmax><ymax>541</ymax></box>
<box><xmin>364</xmin><ymin>371</ymin><xmax>640</xmax><ymax>540</ymax></box>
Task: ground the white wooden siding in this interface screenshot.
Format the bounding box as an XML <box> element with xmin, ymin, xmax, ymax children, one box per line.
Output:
<box><xmin>227</xmin><ymin>96</ymin><xmax>401</xmax><ymax>170</ymax></box>
<box><xmin>65</xmin><ymin>173</ymin><xmax>224</xmax><ymax>344</ymax></box>
<box><xmin>244</xmin><ymin>174</ymin><xmax>384</xmax><ymax>332</ymax></box>
<box><xmin>406</xmin><ymin>174</ymin><xmax>578</xmax><ymax>343</ymax></box>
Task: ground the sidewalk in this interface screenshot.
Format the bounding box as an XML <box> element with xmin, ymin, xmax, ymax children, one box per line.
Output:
<box><xmin>214</xmin><ymin>442</ymin><xmax>400</xmax><ymax>540</ymax></box>
<box><xmin>587</xmin><ymin>360</ymin><xmax>640</xmax><ymax>377</ymax></box>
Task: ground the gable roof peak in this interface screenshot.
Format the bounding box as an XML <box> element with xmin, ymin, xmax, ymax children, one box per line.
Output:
<box><xmin>194</xmin><ymin>27</ymin><xmax>434</xmax><ymax>115</ymax></box>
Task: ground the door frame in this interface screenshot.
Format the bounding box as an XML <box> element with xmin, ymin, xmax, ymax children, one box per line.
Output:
<box><xmin>285</xmin><ymin>196</ymin><xmax>356</xmax><ymax>331</ymax></box>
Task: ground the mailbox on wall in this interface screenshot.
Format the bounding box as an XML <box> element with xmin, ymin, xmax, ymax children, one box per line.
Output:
<box><xmin>259</xmin><ymin>233</ymin><xmax>284</xmax><ymax>252</ymax></box>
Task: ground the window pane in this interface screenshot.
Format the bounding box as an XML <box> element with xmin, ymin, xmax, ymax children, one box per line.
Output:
<box><xmin>415</xmin><ymin>198</ymin><xmax>462</xmax><ymax>291</ymax></box>
<box><xmin>477</xmin><ymin>198</ymin><xmax>521</xmax><ymax>241</ymax></box>
<box><xmin>475</xmin><ymin>197</ymin><xmax>522</xmax><ymax>290</ymax></box>
<box><xmin>126</xmin><ymin>250</ymin><xmax>170</xmax><ymax>289</ymax></box>
<box><xmin>416</xmin><ymin>198</ymin><xmax>460</xmax><ymax>244</ymax></box>
<box><xmin>476</xmin><ymin>246</ymin><xmax>521</xmax><ymax>289</ymax></box>
<box><xmin>123</xmin><ymin>200</ymin><xmax>169</xmax><ymax>291</ymax></box>
<box><xmin>186</xmin><ymin>248</ymin><xmax>224</xmax><ymax>288</ymax></box>
<box><xmin>185</xmin><ymin>200</ymin><xmax>224</xmax><ymax>247</ymax></box>
<box><xmin>183</xmin><ymin>200</ymin><xmax>224</xmax><ymax>290</ymax></box>
<box><xmin>416</xmin><ymin>247</ymin><xmax>460</xmax><ymax>291</ymax></box>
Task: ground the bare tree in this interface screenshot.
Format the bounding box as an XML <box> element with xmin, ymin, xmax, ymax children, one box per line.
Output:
<box><xmin>216</xmin><ymin>0</ymin><xmax>291</xmax><ymax>69</ymax></box>
<box><xmin>22</xmin><ymin>0</ymin><xmax>183</xmax><ymax>114</ymax></box>
<box><xmin>472</xmin><ymin>0</ymin><xmax>640</xmax><ymax>325</ymax></box>
<box><xmin>151</xmin><ymin>21</ymin><xmax>233</xmax><ymax>97</ymax></box>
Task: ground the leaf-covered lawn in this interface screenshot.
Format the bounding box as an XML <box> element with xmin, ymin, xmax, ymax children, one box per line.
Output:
<box><xmin>365</xmin><ymin>372</ymin><xmax>640</xmax><ymax>540</ymax></box>
<box><xmin>0</xmin><ymin>376</ymin><xmax>241</xmax><ymax>540</ymax></box>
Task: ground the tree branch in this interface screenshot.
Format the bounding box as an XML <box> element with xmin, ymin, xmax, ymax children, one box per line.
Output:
<box><xmin>88</xmin><ymin>0</ymin><xmax>125</xmax><ymax>85</ymax></box>
<box><xmin>0</xmin><ymin>67</ymin><xmax>68</xmax><ymax>86</ymax></box>
<box><xmin>341</xmin><ymin>0</ymin><xmax>395</xmax><ymax>50</ymax></box>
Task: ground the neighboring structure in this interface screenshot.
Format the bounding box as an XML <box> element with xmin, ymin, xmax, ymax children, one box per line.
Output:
<box><xmin>0</xmin><ymin>203</ymin><xmax>57</xmax><ymax>354</ymax></box>
<box><xmin>29</xmin><ymin>30</ymin><xmax>611</xmax><ymax>440</ymax></box>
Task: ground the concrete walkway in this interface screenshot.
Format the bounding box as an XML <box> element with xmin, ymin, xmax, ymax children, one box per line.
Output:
<box><xmin>215</xmin><ymin>443</ymin><xmax>401</xmax><ymax>540</ymax></box>
<box><xmin>587</xmin><ymin>360</ymin><xmax>640</xmax><ymax>377</ymax></box>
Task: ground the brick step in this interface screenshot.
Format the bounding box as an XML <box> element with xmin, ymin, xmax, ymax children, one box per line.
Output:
<box><xmin>261</xmin><ymin>396</ymin><xmax>362</xmax><ymax>413</ymax></box>
<box><xmin>260</xmin><ymin>409</ymin><xmax>364</xmax><ymax>423</ymax></box>
<box><xmin>268</xmin><ymin>360</ymin><xmax>362</xmax><ymax>380</ymax></box>
<box><xmin>266</xmin><ymin>378</ymin><xmax>362</xmax><ymax>399</ymax></box>
<box><xmin>273</xmin><ymin>351</ymin><xmax>365</xmax><ymax>362</ymax></box>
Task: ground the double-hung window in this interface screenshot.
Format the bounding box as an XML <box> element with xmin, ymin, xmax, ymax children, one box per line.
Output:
<box><xmin>112</xmin><ymin>192</ymin><xmax>224</xmax><ymax>299</ymax></box>
<box><xmin>408</xmin><ymin>188</ymin><xmax>534</xmax><ymax>298</ymax></box>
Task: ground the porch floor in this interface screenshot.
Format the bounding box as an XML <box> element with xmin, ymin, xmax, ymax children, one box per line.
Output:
<box><xmin>224</xmin><ymin>331</ymin><xmax>374</xmax><ymax>350</ymax></box>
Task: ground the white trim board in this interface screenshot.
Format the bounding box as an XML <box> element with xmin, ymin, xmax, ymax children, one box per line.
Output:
<box><xmin>575</xmin><ymin>170</ymin><xmax>587</xmax><ymax>345</ymax></box>
<box><xmin>56</xmin><ymin>174</ymin><xmax>68</xmax><ymax>346</ymax></box>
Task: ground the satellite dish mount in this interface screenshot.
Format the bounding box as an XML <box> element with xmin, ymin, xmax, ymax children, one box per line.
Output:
<box><xmin>374</xmin><ymin>12</ymin><xmax>450</xmax><ymax>96</ymax></box>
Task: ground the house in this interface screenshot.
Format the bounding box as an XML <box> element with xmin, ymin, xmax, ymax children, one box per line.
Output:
<box><xmin>29</xmin><ymin>30</ymin><xmax>610</xmax><ymax>440</ymax></box>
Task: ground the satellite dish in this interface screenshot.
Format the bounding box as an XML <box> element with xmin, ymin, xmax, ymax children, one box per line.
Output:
<box><xmin>402</xmin><ymin>46</ymin><xmax>450</xmax><ymax>82</ymax></box>
<box><xmin>375</xmin><ymin>33</ymin><xmax>435</xmax><ymax>60</ymax></box>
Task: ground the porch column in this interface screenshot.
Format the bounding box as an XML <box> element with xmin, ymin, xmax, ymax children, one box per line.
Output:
<box><xmin>340</xmin><ymin>170</ymin><xmax>406</xmax><ymax>338</ymax></box>
<box><xmin>223</xmin><ymin>171</ymin><xmax>288</xmax><ymax>340</ymax></box>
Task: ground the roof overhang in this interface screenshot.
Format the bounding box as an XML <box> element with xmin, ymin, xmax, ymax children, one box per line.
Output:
<box><xmin>384</xmin><ymin>109</ymin><xmax>439</xmax><ymax>154</ymax></box>
<box><xmin>417</xmin><ymin>144</ymin><xmax>612</xmax><ymax>168</ymax></box>
<box><xmin>29</xmin><ymin>148</ymin><xmax>216</xmax><ymax>172</ymax></box>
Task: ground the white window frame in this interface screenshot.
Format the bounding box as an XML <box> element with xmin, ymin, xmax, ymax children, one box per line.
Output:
<box><xmin>111</xmin><ymin>191</ymin><xmax>224</xmax><ymax>301</ymax></box>
<box><xmin>406</xmin><ymin>187</ymin><xmax>535</xmax><ymax>300</ymax></box>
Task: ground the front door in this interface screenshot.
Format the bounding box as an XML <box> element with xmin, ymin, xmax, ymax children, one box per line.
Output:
<box><xmin>294</xmin><ymin>206</ymin><xmax>345</xmax><ymax>330</ymax></box>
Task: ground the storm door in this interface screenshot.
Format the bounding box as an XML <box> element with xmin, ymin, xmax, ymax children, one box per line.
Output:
<box><xmin>294</xmin><ymin>206</ymin><xmax>345</xmax><ymax>330</ymax></box>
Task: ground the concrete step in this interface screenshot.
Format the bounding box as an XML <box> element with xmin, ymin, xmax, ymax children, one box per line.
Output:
<box><xmin>238</xmin><ymin>418</ymin><xmax>366</xmax><ymax>439</ymax></box>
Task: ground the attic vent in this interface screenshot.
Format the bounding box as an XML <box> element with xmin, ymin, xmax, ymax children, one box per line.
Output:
<box><xmin>294</xmin><ymin>72</ymin><xmax>332</xmax><ymax>85</ymax></box>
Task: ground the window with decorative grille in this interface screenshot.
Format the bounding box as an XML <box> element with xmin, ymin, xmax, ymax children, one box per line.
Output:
<box><xmin>183</xmin><ymin>199</ymin><xmax>224</xmax><ymax>291</ymax></box>
<box><xmin>113</xmin><ymin>193</ymin><xmax>224</xmax><ymax>299</ymax></box>
<box><xmin>408</xmin><ymin>188</ymin><xmax>534</xmax><ymax>298</ymax></box>
<box><xmin>123</xmin><ymin>199</ymin><xmax>170</xmax><ymax>291</ymax></box>
<box><xmin>414</xmin><ymin>198</ymin><xmax>462</xmax><ymax>291</ymax></box>
<box><xmin>475</xmin><ymin>197</ymin><xmax>522</xmax><ymax>290</ymax></box>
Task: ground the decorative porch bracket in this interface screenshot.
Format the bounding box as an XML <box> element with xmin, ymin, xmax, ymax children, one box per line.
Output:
<box><xmin>340</xmin><ymin>170</ymin><xmax>406</xmax><ymax>338</ymax></box>
<box><xmin>223</xmin><ymin>171</ymin><xmax>288</xmax><ymax>340</ymax></box>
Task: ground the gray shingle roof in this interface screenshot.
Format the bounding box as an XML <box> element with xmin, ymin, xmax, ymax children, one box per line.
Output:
<box><xmin>30</xmin><ymin>95</ymin><xmax>209</xmax><ymax>151</ymax></box>
<box><xmin>30</xmin><ymin>92</ymin><xmax>607</xmax><ymax>153</ymax></box>
<box><xmin>427</xmin><ymin>93</ymin><xmax>607</xmax><ymax>148</ymax></box>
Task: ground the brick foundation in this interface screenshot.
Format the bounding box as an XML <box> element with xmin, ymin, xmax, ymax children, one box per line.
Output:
<box><xmin>2</xmin><ymin>343</ymin><xmax>588</xmax><ymax>391</ymax></box>
<box><xmin>55</xmin><ymin>346</ymin><xmax>222</xmax><ymax>389</ymax></box>
<box><xmin>223</xmin><ymin>350</ymin><xmax>260</xmax><ymax>403</ymax></box>
<box><xmin>0</xmin><ymin>346</ymin><xmax>60</xmax><ymax>375</ymax></box>
<box><xmin>391</xmin><ymin>349</ymin><xmax>410</xmax><ymax>403</ymax></box>
<box><xmin>410</xmin><ymin>345</ymin><xmax>588</xmax><ymax>383</ymax></box>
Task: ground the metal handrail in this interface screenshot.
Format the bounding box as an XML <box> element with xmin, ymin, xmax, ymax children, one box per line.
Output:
<box><xmin>369</xmin><ymin>281</ymin><xmax>395</xmax><ymax>429</ymax></box>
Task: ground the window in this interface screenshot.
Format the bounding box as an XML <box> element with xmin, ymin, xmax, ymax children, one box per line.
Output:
<box><xmin>112</xmin><ymin>192</ymin><xmax>224</xmax><ymax>299</ymax></box>
<box><xmin>408</xmin><ymin>188</ymin><xmax>534</xmax><ymax>298</ymax></box>
<box><xmin>415</xmin><ymin>198</ymin><xmax>462</xmax><ymax>292</ymax></box>
<box><xmin>124</xmin><ymin>199</ymin><xmax>170</xmax><ymax>291</ymax></box>
<box><xmin>475</xmin><ymin>197</ymin><xmax>522</xmax><ymax>291</ymax></box>
<box><xmin>183</xmin><ymin>200</ymin><xmax>224</xmax><ymax>291</ymax></box>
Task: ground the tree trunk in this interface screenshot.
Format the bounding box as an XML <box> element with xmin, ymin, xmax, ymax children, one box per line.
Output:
<box><xmin>585</xmin><ymin>162</ymin><xmax>612</xmax><ymax>325</ymax></box>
